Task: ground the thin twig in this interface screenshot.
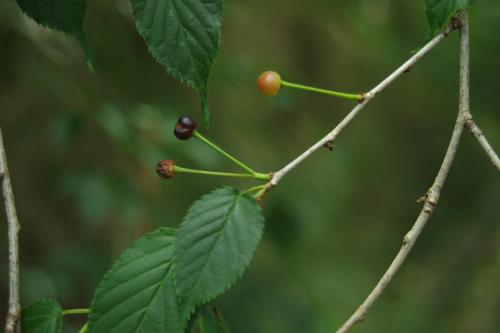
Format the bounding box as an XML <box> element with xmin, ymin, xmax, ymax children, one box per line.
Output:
<box><xmin>1</xmin><ymin>127</ymin><xmax>21</xmax><ymax>333</ymax></box>
<box><xmin>456</xmin><ymin>15</ymin><xmax>500</xmax><ymax>171</ymax></box>
<box><xmin>464</xmin><ymin>116</ymin><xmax>500</xmax><ymax>171</ymax></box>
<box><xmin>266</xmin><ymin>22</ymin><xmax>456</xmax><ymax>190</ymax></box>
<box><xmin>335</xmin><ymin>12</ymin><xmax>470</xmax><ymax>332</ymax></box>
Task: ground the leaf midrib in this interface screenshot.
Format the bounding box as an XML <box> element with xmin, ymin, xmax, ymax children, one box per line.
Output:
<box><xmin>132</xmin><ymin>263</ymin><xmax>173</xmax><ymax>333</ymax></box>
<box><xmin>169</xmin><ymin>0</ymin><xmax>203</xmax><ymax>89</ymax></box>
<box><xmin>180</xmin><ymin>191</ymin><xmax>243</xmax><ymax>319</ymax></box>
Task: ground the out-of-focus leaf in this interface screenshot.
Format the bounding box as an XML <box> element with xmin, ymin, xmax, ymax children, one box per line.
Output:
<box><xmin>16</xmin><ymin>0</ymin><xmax>91</xmax><ymax>65</ymax></box>
<box><xmin>425</xmin><ymin>0</ymin><xmax>477</xmax><ymax>37</ymax></box>
<box><xmin>199</xmin><ymin>305</ymin><xmax>230</xmax><ymax>333</ymax></box>
<box><xmin>21</xmin><ymin>298</ymin><xmax>62</xmax><ymax>333</ymax></box>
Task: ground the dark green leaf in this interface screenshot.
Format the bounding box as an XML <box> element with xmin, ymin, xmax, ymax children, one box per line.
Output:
<box><xmin>130</xmin><ymin>0</ymin><xmax>224</xmax><ymax>126</ymax></box>
<box><xmin>21</xmin><ymin>298</ymin><xmax>62</xmax><ymax>333</ymax></box>
<box><xmin>199</xmin><ymin>305</ymin><xmax>230</xmax><ymax>333</ymax></box>
<box><xmin>185</xmin><ymin>307</ymin><xmax>200</xmax><ymax>333</ymax></box>
<box><xmin>88</xmin><ymin>228</ymin><xmax>183</xmax><ymax>333</ymax></box>
<box><xmin>425</xmin><ymin>0</ymin><xmax>477</xmax><ymax>37</ymax></box>
<box><xmin>16</xmin><ymin>0</ymin><xmax>90</xmax><ymax>63</ymax></box>
<box><xmin>174</xmin><ymin>187</ymin><xmax>265</xmax><ymax>323</ymax></box>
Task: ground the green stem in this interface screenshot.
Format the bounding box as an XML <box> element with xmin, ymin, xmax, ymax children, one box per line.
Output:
<box><xmin>78</xmin><ymin>322</ymin><xmax>89</xmax><ymax>333</ymax></box>
<box><xmin>242</xmin><ymin>184</ymin><xmax>267</xmax><ymax>195</ymax></box>
<box><xmin>62</xmin><ymin>309</ymin><xmax>90</xmax><ymax>316</ymax></box>
<box><xmin>193</xmin><ymin>131</ymin><xmax>257</xmax><ymax>174</ymax></box>
<box><xmin>254</xmin><ymin>187</ymin><xmax>268</xmax><ymax>200</ymax></box>
<box><xmin>281</xmin><ymin>80</ymin><xmax>363</xmax><ymax>101</ymax></box>
<box><xmin>175</xmin><ymin>166</ymin><xmax>270</xmax><ymax>181</ymax></box>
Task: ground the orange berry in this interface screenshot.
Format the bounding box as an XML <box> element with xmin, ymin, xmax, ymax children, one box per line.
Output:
<box><xmin>257</xmin><ymin>71</ymin><xmax>282</xmax><ymax>96</ymax></box>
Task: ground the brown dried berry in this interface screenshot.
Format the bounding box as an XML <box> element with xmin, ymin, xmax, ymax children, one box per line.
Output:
<box><xmin>156</xmin><ymin>160</ymin><xmax>176</xmax><ymax>179</ymax></box>
<box><xmin>174</xmin><ymin>116</ymin><xmax>197</xmax><ymax>140</ymax></box>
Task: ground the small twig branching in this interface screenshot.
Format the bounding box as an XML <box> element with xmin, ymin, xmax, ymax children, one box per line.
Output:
<box><xmin>335</xmin><ymin>11</ymin><xmax>474</xmax><ymax>332</ymax></box>
<box><xmin>256</xmin><ymin>9</ymin><xmax>498</xmax><ymax>332</ymax></box>
<box><xmin>257</xmin><ymin>20</ymin><xmax>456</xmax><ymax>200</ymax></box>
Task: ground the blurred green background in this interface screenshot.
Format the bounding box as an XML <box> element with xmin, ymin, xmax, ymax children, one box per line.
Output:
<box><xmin>1</xmin><ymin>0</ymin><xmax>499</xmax><ymax>332</ymax></box>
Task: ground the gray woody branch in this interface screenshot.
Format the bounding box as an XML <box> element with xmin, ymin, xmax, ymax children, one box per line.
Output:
<box><xmin>336</xmin><ymin>12</ymin><xmax>474</xmax><ymax>332</ymax></box>
<box><xmin>464</xmin><ymin>117</ymin><xmax>500</xmax><ymax>171</ymax></box>
<box><xmin>267</xmin><ymin>20</ymin><xmax>456</xmax><ymax>190</ymax></box>
<box><xmin>1</xmin><ymin>127</ymin><xmax>21</xmax><ymax>333</ymax></box>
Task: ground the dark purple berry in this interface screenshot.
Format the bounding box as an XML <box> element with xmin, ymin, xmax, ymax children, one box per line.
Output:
<box><xmin>156</xmin><ymin>160</ymin><xmax>176</xmax><ymax>179</ymax></box>
<box><xmin>174</xmin><ymin>116</ymin><xmax>197</xmax><ymax>140</ymax></box>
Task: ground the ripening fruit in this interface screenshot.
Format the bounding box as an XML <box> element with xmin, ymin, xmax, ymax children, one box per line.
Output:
<box><xmin>174</xmin><ymin>116</ymin><xmax>197</xmax><ymax>140</ymax></box>
<box><xmin>156</xmin><ymin>159</ymin><xmax>176</xmax><ymax>179</ymax></box>
<box><xmin>257</xmin><ymin>71</ymin><xmax>282</xmax><ymax>96</ymax></box>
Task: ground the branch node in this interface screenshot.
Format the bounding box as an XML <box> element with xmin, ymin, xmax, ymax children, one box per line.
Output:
<box><xmin>427</xmin><ymin>197</ymin><xmax>438</xmax><ymax>207</ymax></box>
<box><xmin>362</xmin><ymin>92</ymin><xmax>374</xmax><ymax>100</ymax></box>
<box><xmin>5</xmin><ymin>310</ymin><xmax>20</xmax><ymax>333</ymax></box>
<box><xmin>256</xmin><ymin>183</ymin><xmax>274</xmax><ymax>203</ymax></box>
<box><xmin>451</xmin><ymin>15</ymin><xmax>463</xmax><ymax>31</ymax></box>
<box><xmin>416</xmin><ymin>194</ymin><xmax>427</xmax><ymax>204</ymax></box>
<box><xmin>402</xmin><ymin>234</ymin><xmax>411</xmax><ymax>245</ymax></box>
<box><xmin>323</xmin><ymin>140</ymin><xmax>335</xmax><ymax>151</ymax></box>
<box><xmin>423</xmin><ymin>198</ymin><xmax>437</xmax><ymax>214</ymax></box>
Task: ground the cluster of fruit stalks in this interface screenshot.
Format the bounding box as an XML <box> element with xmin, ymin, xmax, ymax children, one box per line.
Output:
<box><xmin>156</xmin><ymin>71</ymin><xmax>364</xmax><ymax>198</ymax></box>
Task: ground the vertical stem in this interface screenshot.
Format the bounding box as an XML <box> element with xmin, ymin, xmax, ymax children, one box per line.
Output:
<box><xmin>458</xmin><ymin>12</ymin><xmax>470</xmax><ymax>125</ymax></box>
<box><xmin>459</xmin><ymin>13</ymin><xmax>500</xmax><ymax>171</ymax></box>
<box><xmin>1</xmin><ymin>127</ymin><xmax>21</xmax><ymax>333</ymax></box>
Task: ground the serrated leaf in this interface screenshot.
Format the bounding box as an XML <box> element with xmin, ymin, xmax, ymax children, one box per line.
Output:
<box><xmin>88</xmin><ymin>228</ymin><xmax>183</xmax><ymax>333</ymax></box>
<box><xmin>16</xmin><ymin>0</ymin><xmax>91</xmax><ymax>63</ymax></box>
<box><xmin>21</xmin><ymin>298</ymin><xmax>63</xmax><ymax>333</ymax></box>
<box><xmin>425</xmin><ymin>0</ymin><xmax>477</xmax><ymax>37</ymax></box>
<box><xmin>130</xmin><ymin>0</ymin><xmax>224</xmax><ymax>126</ymax></box>
<box><xmin>174</xmin><ymin>187</ymin><xmax>265</xmax><ymax>324</ymax></box>
<box><xmin>199</xmin><ymin>305</ymin><xmax>230</xmax><ymax>333</ymax></box>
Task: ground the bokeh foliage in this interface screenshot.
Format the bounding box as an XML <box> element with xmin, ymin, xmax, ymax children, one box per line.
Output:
<box><xmin>1</xmin><ymin>0</ymin><xmax>499</xmax><ymax>332</ymax></box>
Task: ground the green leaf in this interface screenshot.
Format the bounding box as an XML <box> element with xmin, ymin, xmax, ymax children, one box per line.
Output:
<box><xmin>174</xmin><ymin>187</ymin><xmax>265</xmax><ymax>323</ymax></box>
<box><xmin>21</xmin><ymin>298</ymin><xmax>63</xmax><ymax>333</ymax></box>
<box><xmin>15</xmin><ymin>0</ymin><xmax>91</xmax><ymax>63</ymax></box>
<box><xmin>185</xmin><ymin>307</ymin><xmax>201</xmax><ymax>333</ymax></box>
<box><xmin>88</xmin><ymin>228</ymin><xmax>183</xmax><ymax>333</ymax></box>
<box><xmin>130</xmin><ymin>0</ymin><xmax>224</xmax><ymax>126</ymax></box>
<box><xmin>425</xmin><ymin>0</ymin><xmax>477</xmax><ymax>37</ymax></box>
<box><xmin>199</xmin><ymin>305</ymin><xmax>230</xmax><ymax>333</ymax></box>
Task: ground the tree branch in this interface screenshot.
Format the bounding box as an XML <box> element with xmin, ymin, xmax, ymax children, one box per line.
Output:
<box><xmin>457</xmin><ymin>15</ymin><xmax>500</xmax><ymax>172</ymax></box>
<box><xmin>1</xmin><ymin>127</ymin><xmax>21</xmax><ymax>333</ymax></box>
<box><xmin>335</xmin><ymin>12</ymin><xmax>471</xmax><ymax>333</ymax></box>
<box><xmin>264</xmin><ymin>22</ymin><xmax>456</xmax><ymax>191</ymax></box>
<box><xmin>464</xmin><ymin>117</ymin><xmax>500</xmax><ymax>171</ymax></box>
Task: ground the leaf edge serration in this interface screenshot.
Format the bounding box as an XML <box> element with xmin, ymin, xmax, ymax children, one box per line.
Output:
<box><xmin>172</xmin><ymin>186</ymin><xmax>265</xmax><ymax>327</ymax></box>
<box><xmin>87</xmin><ymin>227</ymin><xmax>178</xmax><ymax>333</ymax></box>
